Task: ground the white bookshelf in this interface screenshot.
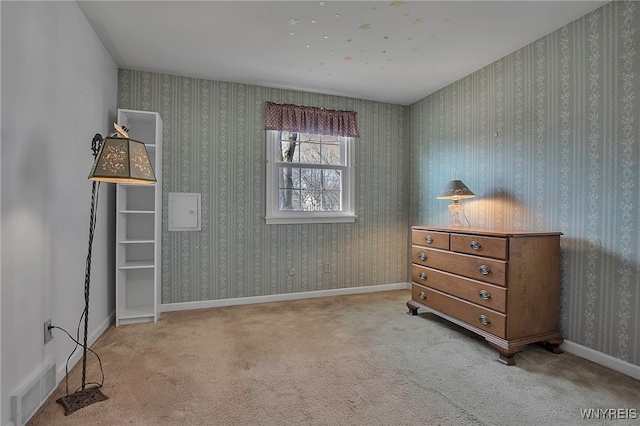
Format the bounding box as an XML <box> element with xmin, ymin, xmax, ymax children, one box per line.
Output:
<box><xmin>115</xmin><ymin>109</ymin><xmax>163</xmax><ymax>326</ymax></box>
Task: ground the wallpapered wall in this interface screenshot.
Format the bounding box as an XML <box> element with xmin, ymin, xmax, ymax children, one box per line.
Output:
<box><xmin>118</xmin><ymin>1</ymin><xmax>638</xmax><ymax>367</ymax></box>
<box><xmin>118</xmin><ymin>71</ymin><xmax>408</xmax><ymax>303</ymax></box>
<box><xmin>410</xmin><ymin>1</ymin><xmax>639</xmax><ymax>366</ymax></box>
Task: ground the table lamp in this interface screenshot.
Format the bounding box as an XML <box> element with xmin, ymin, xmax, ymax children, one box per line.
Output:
<box><xmin>436</xmin><ymin>179</ymin><xmax>475</xmax><ymax>228</ymax></box>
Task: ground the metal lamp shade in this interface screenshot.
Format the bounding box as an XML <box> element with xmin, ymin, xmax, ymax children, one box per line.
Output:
<box><xmin>89</xmin><ymin>137</ymin><xmax>156</xmax><ymax>184</ymax></box>
<box><xmin>436</xmin><ymin>179</ymin><xmax>475</xmax><ymax>200</ymax></box>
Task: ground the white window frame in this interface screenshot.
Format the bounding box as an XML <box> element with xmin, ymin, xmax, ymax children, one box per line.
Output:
<box><xmin>265</xmin><ymin>130</ymin><xmax>356</xmax><ymax>224</ymax></box>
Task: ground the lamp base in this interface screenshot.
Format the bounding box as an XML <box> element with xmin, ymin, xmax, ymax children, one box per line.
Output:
<box><xmin>448</xmin><ymin>218</ymin><xmax>465</xmax><ymax>228</ymax></box>
<box><xmin>56</xmin><ymin>386</ymin><xmax>108</xmax><ymax>415</ymax></box>
<box><xmin>448</xmin><ymin>201</ymin><xmax>468</xmax><ymax>228</ymax></box>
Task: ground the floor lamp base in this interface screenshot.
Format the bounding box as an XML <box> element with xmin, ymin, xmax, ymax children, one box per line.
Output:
<box><xmin>56</xmin><ymin>386</ymin><xmax>108</xmax><ymax>415</ymax></box>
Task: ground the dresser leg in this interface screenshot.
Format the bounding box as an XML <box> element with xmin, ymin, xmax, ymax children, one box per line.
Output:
<box><xmin>486</xmin><ymin>341</ymin><xmax>522</xmax><ymax>366</ymax></box>
<box><xmin>406</xmin><ymin>299</ymin><xmax>420</xmax><ymax>316</ymax></box>
<box><xmin>540</xmin><ymin>338</ymin><xmax>564</xmax><ymax>354</ymax></box>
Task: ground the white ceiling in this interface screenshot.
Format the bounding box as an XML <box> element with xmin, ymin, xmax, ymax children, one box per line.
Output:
<box><xmin>77</xmin><ymin>0</ymin><xmax>608</xmax><ymax>106</ymax></box>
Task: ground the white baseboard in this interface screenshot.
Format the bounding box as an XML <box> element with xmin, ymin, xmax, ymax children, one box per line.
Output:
<box><xmin>560</xmin><ymin>340</ymin><xmax>640</xmax><ymax>381</ymax></box>
<box><xmin>55</xmin><ymin>311</ymin><xmax>115</xmax><ymax>381</ymax></box>
<box><xmin>161</xmin><ymin>282</ymin><xmax>411</xmax><ymax>312</ymax></box>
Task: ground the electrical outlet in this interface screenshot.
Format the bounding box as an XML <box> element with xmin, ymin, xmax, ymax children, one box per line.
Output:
<box><xmin>324</xmin><ymin>263</ymin><xmax>330</xmax><ymax>273</ymax></box>
<box><xmin>43</xmin><ymin>319</ymin><xmax>53</xmax><ymax>344</ymax></box>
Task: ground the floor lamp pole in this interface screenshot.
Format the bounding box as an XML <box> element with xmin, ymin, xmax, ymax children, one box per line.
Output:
<box><xmin>56</xmin><ymin>138</ymin><xmax>108</xmax><ymax>415</ymax></box>
<box><xmin>80</xmin><ymin>179</ymin><xmax>97</xmax><ymax>390</ymax></box>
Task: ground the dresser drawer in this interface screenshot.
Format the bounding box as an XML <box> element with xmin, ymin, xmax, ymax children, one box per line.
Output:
<box><xmin>411</xmin><ymin>265</ymin><xmax>506</xmax><ymax>313</ymax></box>
<box><xmin>412</xmin><ymin>230</ymin><xmax>449</xmax><ymax>250</ymax></box>
<box><xmin>450</xmin><ymin>234</ymin><xmax>508</xmax><ymax>260</ymax></box>
<box><xmin>411</xmin><ymin>246</ymin><xmax>507</xmax><ymax>286</ymax></box>
<box><xmin>412</xmin><ymin>284</ymin><xmax>506</xmax><ymax>339</ymax></box>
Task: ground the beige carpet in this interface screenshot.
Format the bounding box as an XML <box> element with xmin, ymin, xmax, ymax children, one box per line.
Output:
<box><xmin>28</xmin><ymin>290</ymin><xmax>639</xmax><ymax>425</ymax></box>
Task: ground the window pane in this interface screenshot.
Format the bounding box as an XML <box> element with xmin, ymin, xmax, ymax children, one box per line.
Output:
<box><xmin>298</xmin><ymin>142</ymin><xmax>321</xmax><ymax>164</ymax></box>
<box><xmin>279</xmin><ymin>132</ymin><xmax>344</xmax><ymax>166</ymax></box>
<box><xmin>277</xmin><ymin>168</ymin><xmax>343</xmax><ymax>212</ymax></box>
<box><xmin>322</xmin><ymin>169</ymin><xmax>341</xmax><ymax>190</ymax></box>
<box><xmin>300</xmin><ymin>168</ymin><xmax>321</xmax><ymax>190</ymax></box>
<box><xmin>279</xmin><ymin>189</ymin><xmax>301</xmax><ymax>210</ymax></box>
<box><xmin>321</xmin><ymin>135</ymin><xmax>340</xmax><ymax>143</ymax></box>
<box><xmin>281</xmin><ymin>131</ymin><xmax>294</xmax><ymax>141</ymax></box>
<box><xmin>301</xmin><ymin>189</ymin><xmax>322</xmax><ymax>211</ymax></box>
<box><xmin>322</xmin><ymin>190</ymin><xmax>341</xmax><ymax>211</ymax></box>
<box><xmin>321</xmin><ymin>143</ymin><xmax>342</xmax><ymax>165</ymax></box>
<box><xmin>278</xmin><ymin>167</ymin><xmax>300</xmax><ymax>189</ymax></box>
<box><xmin>280</xmin><ymin>140</ymin><xmax>298</xmax><ymax>162</ymax></box>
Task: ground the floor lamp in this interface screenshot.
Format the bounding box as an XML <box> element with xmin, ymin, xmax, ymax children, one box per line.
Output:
<box><xmin>56</xmin><ymin>125</ymin><xmax>156</xmax><ymax>415</ymax></box>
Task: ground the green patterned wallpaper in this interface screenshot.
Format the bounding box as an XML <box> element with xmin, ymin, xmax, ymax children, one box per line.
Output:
<box><xmin>410</xmin><ymin>1</ymin><xmax>639</xmax><ymax>366</ymax></box>
<box><xmin>118</xmin><ymin>0</ymin><xmax>638</xmax><ymax>367</ymax></box>
<box><xmin>118</xmin><ymin>71</ymin><xmax>409</xmax><ymax>303</ymax></box>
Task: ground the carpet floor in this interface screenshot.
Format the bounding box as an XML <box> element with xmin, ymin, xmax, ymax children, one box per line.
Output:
<box><xmin>28</xmin><ymin>290</ymin><xmax>640</xmax><ymax>425</ymax></box>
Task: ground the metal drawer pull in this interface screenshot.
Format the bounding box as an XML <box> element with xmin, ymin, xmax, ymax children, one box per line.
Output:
<box><xmin>470</xmin><ymin>240</ymin><xmax>482</xmax><ymax>251</ymax></box>
<box><xmin>478</xmin><ymin>290</ymin><xmax>491</xmax><ymax>300</ymax></box>
<box><xmin>478</xmin><ymin>315</ymin><xmax>491</xmax><ymax>325</ymax></box>
<box><xmin>478</xmin><ymin>265</ymin><xmax>491</xmax><ymax>275</ymax></box>
<box><xmin>419</xmin><ymin>272</ymin><xmax>427</xmax><ymax>280</ymax></box>
<box><xmin>419</xmin><ymin>291</ymin><xmax>427</xmax><ymax>300</ymax></box>
<box><xmin>419</xmin><ymin>252</ymin><xmax>427</xmax><ymax>261</ymax></box>
<box><xmin>425</xmin><ymin>235</ymin><xmax>434</xmax><ymax>244</ymax></box>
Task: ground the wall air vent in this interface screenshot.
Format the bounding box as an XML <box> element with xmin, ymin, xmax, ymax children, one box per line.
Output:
<box><xmin>10</xmin><ymin>360</ymin><xmax>56</xmax><ymax>425</ymax></box>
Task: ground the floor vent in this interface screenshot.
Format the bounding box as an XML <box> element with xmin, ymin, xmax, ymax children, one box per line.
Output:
<box><xmin>11</xmin><ymin>360</ymin><xmax>56</xmax><ymax>426</ymax></box>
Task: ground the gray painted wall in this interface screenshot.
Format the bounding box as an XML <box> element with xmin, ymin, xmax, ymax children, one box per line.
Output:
<box><xmin>1</xmin><ymin>2</ymin><xmax>117</xmax><ymax>423</ymax></box>
<box><xmin>410</xmin><ymin>1</ymin><xmax>639</xmax><ymax>366</ymax></box>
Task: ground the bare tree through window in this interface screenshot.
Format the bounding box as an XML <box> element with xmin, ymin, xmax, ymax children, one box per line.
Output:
<box><xmin>278</xmin><ymin>132</ymin><xmax>343</xmax><ymax>212</ymax></box>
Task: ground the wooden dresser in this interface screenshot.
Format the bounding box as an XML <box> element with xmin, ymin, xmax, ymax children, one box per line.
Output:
<box><xmin>407</xmin><ymin>226</ymin><xmax>563</xmax><ymax>365</ymax></box>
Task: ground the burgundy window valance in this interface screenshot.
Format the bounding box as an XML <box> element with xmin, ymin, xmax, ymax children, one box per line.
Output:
<box><xmin>265</xmin><ymin>101</ymin><xmax>360</xmax><ymax>138</ymax></box>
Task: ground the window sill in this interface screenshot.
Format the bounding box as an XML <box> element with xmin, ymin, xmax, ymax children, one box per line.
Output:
<box><xmin>265</xmin><ymin>215</ymin><xmax>357</xmax><ymax>225</ymax></box>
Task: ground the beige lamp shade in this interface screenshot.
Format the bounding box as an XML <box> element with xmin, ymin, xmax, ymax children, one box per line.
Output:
<box><xmin>89</xmin><ymin>137</ymin><xmax>156</xmax><ymax>184</ymax></box>
<box><xmin>436</xmin><ymin>179</ymin><xmax>475</xmax><ymax>200</ymax></box>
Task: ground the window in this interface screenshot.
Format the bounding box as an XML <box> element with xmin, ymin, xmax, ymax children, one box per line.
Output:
<box><xmin>266</xmin><ymin>130</ymin><xmax>356</xmax><ymax>224</ymax></box>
